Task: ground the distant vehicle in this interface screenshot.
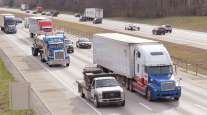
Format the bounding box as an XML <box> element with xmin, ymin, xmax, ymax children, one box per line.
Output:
<box><xmin>162</xmin><ymin>24</ymin><xmax>172</xmax><ymax>33</ymax></box>
<box><xmin>45</xmin><ymin>12</ymin><xmax>52</xmax><ymax>16</ymax></box>
<box><xmin>125</xmin><ymin>24</ymin><xmax>140</xmax><ymax>31</ymax></box>
<box><xmin>76</xmin><ymin>39</ymin><xmax>92</xmax><ymax>49</ymax></box>
<box><xmin>84</xmin><ymin>8</ymin><xmax>103</xmax><ymax>21</ymax></box>
<box><xmin>79</xmin><ymin>16</ymin><xmax>87</xmax><ymax>22</ymax></box>
<box><xmin>152</xmin><ymin>27</ymin><xmax>166</xmax><ymax>35</ymax></box>
<box><xmin>21</xmin><ymin>4</ymin><xmax>29</xmax><ymax>11</ymax></box>
<box><xmin>25</xmin><ymin>10</ymin><xmax>30</xmax><ymax>13</ymax></box>
<box><xmin>51</xmin><ymin>11</ymin><xmax>59</xmax><ymax>17</ymax></box>
<box><xmin>65</xmin><ymin>39</ymin><xmax>74</xmax><ymax>53</ymax></box>
<box><xmin>74</xmin><ymin>13</ymin><xmax>81</xmax><ymax>17</ymax></box>
<box><xmin>93</xmin><ymin>33</ymin><xmax>181</xmax><ymax>101</ymax></box>
<box><xmin>0</xmin><ymin>14</ymin><xmax>17</xmax><ymax>34</ymax></box>
<box><xmin>32</xmin><ymin>34</ymin><xmax>70</xmax><ymax>67</ymax></box>
<box><xmin>41</xmin><ymin>12</ymin><xmax>46</xmax><ymax>15</ymax></box>
<box><xmin>36</xmin><ymin>5</ymin><xmax>43</xmax><ymax>13</ymax></box>
<box><xmin>93</xmin><ymin>18</ymin><xmax>102</xmax><ymax>24</ymax></box>
<box><xmin>32</xmin><ymin>11</ymin><xmax>37</xmax><ymax>14</ymax></box>
<box><xmin>28</xmin><ymin>17</ymin><xmax>53</xmax><ymax>38</ymax></box>
<box><xmin>77</xmin><ymin>65</ymin><xmax>125</xmax><ymax>108</ymax></box>
<box><xmin>15</xmin><ymin>17</ymin><xmax>23</xmax><ymax>24</ymax></box>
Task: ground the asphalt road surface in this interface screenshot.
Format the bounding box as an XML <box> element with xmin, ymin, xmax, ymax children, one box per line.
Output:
<box><xmin>0</xmin><ymin>8</ymin><xmax>207</xmax><ymax>50</ymax></box>
<box><xmin>0</xmin><ymin>23</ymin><xmax>207</xmax><ymax>115</ymax></box>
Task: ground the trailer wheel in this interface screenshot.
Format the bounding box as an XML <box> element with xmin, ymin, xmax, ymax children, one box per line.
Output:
<box><xmin>146</xmin><ymin>89</ymin><xmax>153</xmax><ymax>101</ymax></box>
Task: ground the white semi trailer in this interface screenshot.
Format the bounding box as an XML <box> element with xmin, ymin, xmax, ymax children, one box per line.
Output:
<box><xmin>93</xmin><ymin>33</ymin><xmax>181</xmax><ymax>101</ymax></box>
<box><xmin>84</xmin><ymin>8</ymin><xmax>103</xmax><ymax>21</ymax></box>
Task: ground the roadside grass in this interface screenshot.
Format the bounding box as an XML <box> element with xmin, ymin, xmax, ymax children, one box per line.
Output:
<box><xmin>109</xmin><ymin>16</ymin><xmax>207</xmax><ymax>32</ymax></box>
<box><xmin>0</xmin><ymin>59</ymin><xmax>32</xmax><ymax>115</ymax></box>
<box><xmin>2</xmin><ymin>11</ymin><xmax>207</xmax><ymax>75</ymax></box>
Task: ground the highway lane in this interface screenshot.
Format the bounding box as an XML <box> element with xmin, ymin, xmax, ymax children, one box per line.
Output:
<box><xmin>1</xmin><ymin>8</ymin><xmax>207</xmax><ymax>49</ymax></box>
<box><xmin>0</xmin><ymin>24</ymin><xmax>207</xmax><ymax>115</ymax></box>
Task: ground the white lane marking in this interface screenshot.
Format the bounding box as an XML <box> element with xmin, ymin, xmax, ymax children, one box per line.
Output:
<box><xmin>194</xmin><ymin>104</ymin><xmax>207</xmax><ymax>111</ymax></box>
<box><xmin>4</xmin><ymin>32</ymin><xmax>103</xmax><ymax>115</ymax></box>
<box><xmin>139</xmin><ymin>102</ymin><xmax>152</xmax><ymax>111</ymax></box>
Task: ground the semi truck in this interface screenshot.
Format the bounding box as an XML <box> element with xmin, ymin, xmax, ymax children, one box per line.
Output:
<box><xmin>36</xmin><ymin>5</ymin><xmax>43</xmax><ymax>13</ymax></box>
<box><xmin>77</xmin><ymin>65</ymin><xmax>125</xmax><ymax>108</ymax></box>
<box><xmin>32</xmin><ymin>33</ymin><xmax>70</xmax><ymax>67</ymax></box>
<box><xmin>28</xmin><ymin>17</ymin><xmax>53</xmax><ymax>38</ymax></box>
<box><xmin>0</xmin><ymin>14</ymin><xmax>17</xmax><ymax>34</ymax></box>
<box><xmin>83</xmin><ymin>8</ymin><xmax>103</xmax><ymax>23</ymax></box>
<box><xmin>21</xmin><ymin>4</ymin><xmax>29</xmax><ymax>11</ymax></box>
<box><xmin>93</xmin><ymin>33</ymin><xmax>181</xmax><ymax>101</ymax></box>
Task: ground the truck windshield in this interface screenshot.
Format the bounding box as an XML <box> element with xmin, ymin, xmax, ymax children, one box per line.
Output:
<box><xmin>5</xmin><ymin>18</ymin><xmax>16</xmax><ymax>25</ymax></box>
<box><xmin>145</xmin><ymin>65</ymin><xmax>173</xmax><ymax>75</ymax></box>
<box><xmin>49</xmin><ymin>43</ymin><xmax>64</xmax><ymax>49</ymax></box>
<box><xmin>96</xmin><ymin>79</ymin><xmax>119</xmax><ymax>88</ymax></box>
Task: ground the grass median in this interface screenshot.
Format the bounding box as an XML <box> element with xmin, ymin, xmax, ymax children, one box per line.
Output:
<box><xmin>2</xmin><ymin>11</ymin><xmax>207</xmax><ymax>75</ymax></box>
<box><xmin>0</xmin><ymin>59</ymin><xmax>32</xmax><ymax>115</ymax></box>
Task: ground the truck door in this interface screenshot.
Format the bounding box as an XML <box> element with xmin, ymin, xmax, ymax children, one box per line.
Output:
<box><xmin>133</xmin><ymin>49</ymin><xmax>146</xmax><ymax>93</ymax></box>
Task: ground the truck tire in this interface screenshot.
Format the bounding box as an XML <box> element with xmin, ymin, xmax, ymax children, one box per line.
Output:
<box><xmin>81</xmin><ymin>90</ymin><xmax>85</xmax><ymax>98</ymax></box>
<box><xmin>120</xmin><ymin>100</ymin><xmax>125</xmax><ymax>106</ymax></box>
<box><xmin>1</xmin><ymin>27</ymin><xmax>4</xmax><ymax>31</ymax></box>
<box><xmin>33</xmin><ymin>48</ymin><xmax>39</xmax><ymax>56</ymax></box>
<box><xmin>30</xmin><ymin>33</ymin><xmax>34</xmax><ymax>38</ymax></box>
<box><xmin>146</xmin><ymin>89</ymin><xmax>153</xmax><ymax>101</ymax></box>
<box><xmin>175</xmin><ymin>97</ymin><xmax>180</xmax><ymax>101</ymax></box>
<box><xmin>66</xmin><ymin>63</ymin><xmax>70</xmax><ymax>67</ymax></box>
<box><xmin>94</xmin><ymin>96</ymin><xmax>100</xmax><ymax>108</ymax></box>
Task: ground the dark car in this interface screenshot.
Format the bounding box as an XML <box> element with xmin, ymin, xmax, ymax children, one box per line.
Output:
<box><xmin>125</xmin><ymin>24</ymin><xmax>140</xmax><ymax>31</ymax></box>
<box><xmin>152</xmin><ymin>27</ymin><xmax>166</xmax><ymax>35</ymax></box>
<box><xmin>32</xmin><ymin>11</ymin><xmax>37</xmax><ymax>14</ymax></box>
<box><xmin>162</xmin><ymin>24</ymin><xmax>172</xmax><ymax>33</ymax></box>
<box><xmin>76</xmin><ymin>39</ymin><xmax>92</xmax><ymax>49</ymax></box>
<box><xmin>51</xmin><ymin>11</ymin><xmax>59</xmax><ymax>17</ymax></box>
<box><xmin>79</xmin><ymin>16</ymin><xmax>87</xmax><ymax>22</ymax></box>
<box><xmin>93</xmin><ymin>18</ymin><xmax>102</xmax><ymax>24</ymax></box>
<box><xmin>74</xmin><ymin>13</ymin><xmax>81</xmax><ymax>17</ymax></box>
<box><xmin>41</xmin><ymin>12</ymin><xmax>46</xmax><ymax>15</ymax></box>
<box><xmin>25</xmin><ymin>10</ymin><xmax>30</xmax><ymax>13</ymax></box>
<box><xmin>15</xmin><ymin>17</ymin><xmax>23</xmax><ymax>24</ymax></box>
<box><xmin>65</xmin><ymin>39</ymin><xmax>74</xmax><ymax>53</ymax></box>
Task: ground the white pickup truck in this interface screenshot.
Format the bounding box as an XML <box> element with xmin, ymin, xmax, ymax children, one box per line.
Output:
<box><xmin>77</xmin><ymin>65</ymin><xmax>125</xmax><ymax>108</ymax></box>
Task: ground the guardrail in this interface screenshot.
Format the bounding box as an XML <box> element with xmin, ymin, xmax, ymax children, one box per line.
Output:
<box><xmin>171</xmin><ymin>56</ymin><xmax>207</xmax><ymax>76</ymax></box>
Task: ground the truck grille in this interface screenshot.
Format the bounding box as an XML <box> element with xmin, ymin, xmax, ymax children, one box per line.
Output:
<box><xmin>54</xmin><ymin>51</ymin><xmax>64</xmax><ymax>60</ymax></box>
<box><xmin>161</xmin><ymin>82</ymin><xmax>175</xmax><ymax>91</ymax></box>
<box><xmin>102</xmin><ymin>91</ymin><xmax>121</xmax><ymax>99</ymax></box>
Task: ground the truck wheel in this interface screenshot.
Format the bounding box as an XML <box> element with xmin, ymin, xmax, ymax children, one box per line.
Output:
<box><xmin>33</xmin><ymin>48</ymin><xmax>39</xmax><ymax>56</ymax></box>
<box><xmin>66</xmin><ymin>63</ymin><xmax>70</xmax><ymax>67</ymax></box>
<box><xmin>30</xmin><ymin>33</ymin><xmax>34</xmax><ymax>38</ymax></box>
<box><xmin>94</xmin><ymin>96</ymin><xmax>100</xmax><ymax>108</ymax></box>
<box><xmin>81</xmin><ymin>90</ymin><xmax>85</xmax><ymax>98</ymax></box>
<box><xmin>120</xmin><ymin>100</ymin><xmax>125</xmax><ymax>106</ymax></box>
<box><xmin>147</xmin><ymin>89</ymin><xmax>153</xmax><ymax>101</ymax></box>
<box><xmin>175</xmin><ymin>97</ymin><xmax>180</xmax><ymax>101</ymax></box>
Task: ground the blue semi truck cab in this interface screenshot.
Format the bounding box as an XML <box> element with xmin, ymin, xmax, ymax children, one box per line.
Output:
<box><xmin>32</xmin><ymin>33</ymin><xmax>70</xmax><ymax>67</ymax></box>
